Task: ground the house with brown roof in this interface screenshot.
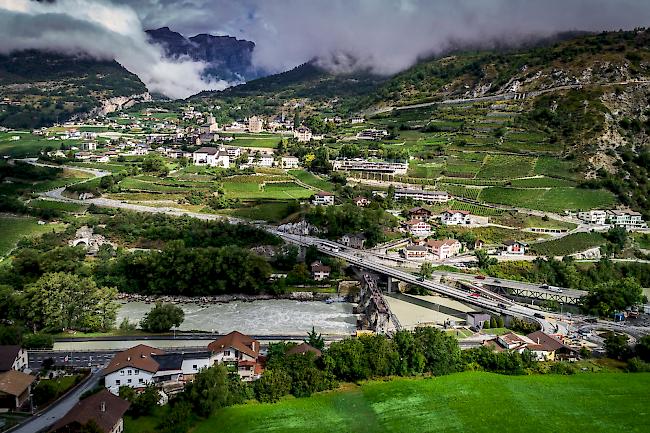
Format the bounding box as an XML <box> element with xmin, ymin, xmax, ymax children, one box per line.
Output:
<box><xmin>426</xmin><ymin>239</ymin><xmax>461</xmax><ymax>260</ymax></box>
<box><xmin>0</xmin><ymin>345</ymin><xmax>28</xmax><ymax>372</ymax></box>
<box><xmin>208</xmin><ymin>331</ymin><xmax>262</xmax><ymax>381</ymax></box>
<box><xmin>408</xmin><ymin>207</ymin><xmax>432</xmax><ymax>221</ymax></box>
<box><xmin>286</xmin><ymin>343</ymin><xmax>322</xmax><ymax>358</ymax></box>
<box><xmin>527</xmin><ymin>331</ymin><xmax>577</xmax><ymax>361</ymax></box>
<box><xmin>49</xmin><ymin>389</ymin><xmax>129</xmax><ymax>433</ymax></box>
<box><xmin>0</xmin><ymin>370</ymin><xmax>35</xmax><ymax>410</ymax></box>
<box><xmin>311</xmin><ymin>261</ymin><xmax>331</xmax><ymax>281</ymax></box>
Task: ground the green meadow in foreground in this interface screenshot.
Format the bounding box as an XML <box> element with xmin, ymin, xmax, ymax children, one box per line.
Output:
<box><xmin>191</xmin><ymin>372</ymin><xmax>650</xmax><ymax>433</ymax></box>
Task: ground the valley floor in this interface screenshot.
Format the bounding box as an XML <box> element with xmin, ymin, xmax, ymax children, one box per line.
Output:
<box><xmin>128</xmin><ymin>371</ymin><xmax>650</xmax><ymax>433</ymax></box>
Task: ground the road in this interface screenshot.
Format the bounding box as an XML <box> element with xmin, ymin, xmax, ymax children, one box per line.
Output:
<box><xmin>10</xmin><ymin>369</ymin><xmax>103</xmax><ymax>433</ymax></box>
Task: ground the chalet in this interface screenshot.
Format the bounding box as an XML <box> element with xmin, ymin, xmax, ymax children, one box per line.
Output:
<box><xmin>0</xmin><ymin>370</ymin><xmax>35</xmax><ymax>410</ymax></box>
<box><xmin>427</xmin><ymin>239</ymin><xmax>461</xmax><ymax>260</ymax></box>
<box><xmin>408</xmin><ymin>207</ymin><xmax>432</xmax><ymax>221</ymax></box>
<box><xmin>394</xmin><ymin>189</ymin><xmax>450</xmax><ymax>203</ymax></box>
<box><xmin>49</xmin><ymin>389</ymin><xmax>129</xmax><ymax>433</ymax></box>
<box><xmin>440</xmin><ymin>210</ymin><xmax>472</xmax><ymax>225</ymax></box>
<box><xmin>0</xmin><ymin>346</ymin><xmax>29</xmax><ymax>372</ymax></box>
<box><xmin>312</xmin><ymin>191</ymin><xmax>335</xmax><ymax>206</ymax></box>
<box><xmin>208</xmin><ymin>331</ymin><xmax>262</xmax><ymax>381</ymax></box>
<box><xmin>294</xmin><ymin>127</ymin><xmax>312</xmax><ymax>142</ymax></box>
<box><xmin>403</xmin><ymin>245</ymin><xmax>428</xmax><ymax>260</ymax></box>
<box><xmin>497</xmin><ymin>332</ymin><xmax>534</xmax><ymax>350</ymax></box>
<box><xmin>353</xmin><ymin>196</ymin><xmax>370</xmax><ymax>207</ymax></box>
<box><xmin>403</xmin><ymin>219</ymin><xmax>432</xmax><ymax>237</ymax></box>
<box><xmin>192</xmin><ymin>147</ymin><xmax>230</xmax><ymax>167</ymax></box>
<box><xmin>502</xmin><ymin>240</ymin><xmax>527</xmax><ymax>255</ymax></box>
<box><xmin>474</xmin><ymin>239</ymin><xmax>485</xmax><ymax>250</ymax></box>
<box><xmin>311</xmin><ymin>261</ymin><xmax>331</xmax><ymax>281</ymax></box>
<box><xmin>340</xmin><ymin>233</ymin><xmax>366</xmax><ymax>249</ymax></box>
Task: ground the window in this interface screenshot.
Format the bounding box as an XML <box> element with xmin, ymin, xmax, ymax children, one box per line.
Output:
<box><xmin>193</xmin><ymin>365</ymin><xmax>197</xmax><ymax>370</ymax></box>
<box><xmin>224</xmin><ymin>350</ymin><xmax>230</xmax><ymax>356</ymax></box>
<box><xmin>139</xmin><ymin>378</ymin><xmax>143</xmax><ymax>384</ymax></box>
<box><xmin>128</xmin><ymin>370</ymin><xmax>132</xmax><ymax>376</ymax></box>
<box><xmin>120</xmin><ymin>370</ymin><xmax>125</xmax><ymax>376</ymax></box>
<box><xmin>127</xmin><ymin>379</ymin><xmax>132</xmax><ymax>384</ymax></box>
<box><xmin>116</xmin><ymin>380</ymin><xmax>121</xmax><ymax>385</ymax></box>
<box><xmin>134</xmin><ymin>369</ymin><xmax>139</xmax><ymax>375</ymax></box>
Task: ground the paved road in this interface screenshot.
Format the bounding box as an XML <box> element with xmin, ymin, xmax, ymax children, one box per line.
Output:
<box><xmin>10</xmin><ymin>369</ymin><xmax>103</xmax><ymax>433</ymax></box>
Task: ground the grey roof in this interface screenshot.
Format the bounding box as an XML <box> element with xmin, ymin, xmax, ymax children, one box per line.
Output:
<box><xmin>405</xmin><ymin>245</ymin><xmax>428</xmax><ymax>251</ymax></box>
<box><xmin>195</xmin><ymin>146</ymin><xmax>219</xmax><ymax>155</ymax></box>
<box><xmin>0</xmin><ymin>346</ymin><xmax>21</xmax><ymax>372</ymax></box>
<box><xmin>151</xmin><ymin>353</ymin><xmax>183</xmax><ymax>371</ymax></box>
<box><xmin>396</xmin><ymin>189</ymin><xmax>447</xmax><ymax>195</ymax></box>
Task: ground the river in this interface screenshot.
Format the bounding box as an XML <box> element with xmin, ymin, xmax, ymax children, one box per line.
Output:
<box><xmin>116</xmin><ymin>300</ymin><xmax>357</xmax><ymax>336</ymax></box>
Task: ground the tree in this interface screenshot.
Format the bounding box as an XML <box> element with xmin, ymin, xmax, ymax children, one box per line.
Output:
<box><xmin>140</xmin><ymin>303</ymin><xmax>184</xmax><ymax>333</ymax></box>
<box><xmin>496</xmin><ymin>316</ymin><xmax>505</xmax><ymax>328</ymax></box>
<box><xmin>305</xmin><ymin>326</ymin><xmax>325</xmax><ymax>350</ymax></box>
<box><xmin>129</xmin><ymin>385</ymin><xmax>159</xmax><ymax>417</ymax></box>
<box><xmin>185</xmin><ymin>364</ymin><xmax>231</xmax><ymax>416</ymax></box>
<box><xmin>483</xmin><ymin>320</ymin><xmax>491</xmax><ymax>329</ymax></box>
<box><xmin>413</xmin><ymin>327</ymin><xmax>463</xmax><ymax>376</ymax></box>
<box><xmin>581</xmin><ymin>277</ymin><xmax>643</xmax><ymax>317</ymax></box>
<box><xmin>254</xmin><ymin>369</ymin><xmax>291</xmax><ymax>403</ymax></box>
<box><xmin>490</xmin><ymin>317</ymin><xmax>498</xmax><ymax>328</ymax></box>
<box><xmin>636</xmin><ymin>335</ymin><xmax>650</xmax><ymax>362</ymax></box>
<box><xmin>419</xmin><ymin>262</ymin><xmax>434</xmax><ymax>279</ymax></box>
<box><xmin>605</xmin><ymin>332</ymin><xmax>631</xmax><ymax>360</ymax></box>
<box><xmin>24</xmin><ymin>272</ymin><xmax>118</xmax><ymax>332</ymax></box>
<box><xmin>475</xmin><ymin>250</ymin><xmax>497</xmax><ymax>270</ymax></box>
<box><xmin>158</xmin><ymin>401</ymin><xmax>193</xmax><ymax>433</ymax></box>
<box><xmin>141</xmin><ymin>154</ymin><xmax>169</xmax><ymax>176</ymax></box>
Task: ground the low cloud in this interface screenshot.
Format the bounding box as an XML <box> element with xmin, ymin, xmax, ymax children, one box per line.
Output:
<box><xmin>117</xmin><ymin>0</ymin><xmax>650</xmax><ymax>75</ymax></box>
<box><xmin>0</xmin><ymin>0</ymin><xmax>233</xmax><ymax>98</ymax></box>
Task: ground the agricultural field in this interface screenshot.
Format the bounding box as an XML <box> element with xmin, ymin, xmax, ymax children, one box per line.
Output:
<box><xmin>222</xmin><ymin>181</ymin><xmax>313</xmax><ymax>200</ymax></box>
<box><xmin>448</xmin><ymin>226</ymin><xmax>544</xmax><ymax>244</ymax></box>
<box><xmin>491</xmin><ymin>213</ymin><xmax>577</xmax><ymax>230</ymax></box>
<box><xmin>288</xmin><ymin>170</ymin><xmax>334</xmax><ymax>192</ymax></box>
<box><xmin>28</xmin><ymin>199</ymin><xmax>87</xmax><ymax>213</ymax></box>
<box><xmin>529</xmin><ymin>232</ymin><xmax>606</xmax><ymax>256</ymax></box>
<box><xmin>475</xmin><ymin>154</ymin><xmax>536</xmax><ymax>179</ymax></box>
<box><xmin>219</xmin><ymin>201</ymin><xmax>299</xmax><ymax>222</ymax></box>
<box><xmin>230</xmin><ymin>134</ymin><xmax>283</xmax><ymax>148</ymax></box>
<box><xmin>0</xmin><ymin>132</ymin><xmax>59</xmax><ymax>157</ymax></box>
<box><xmin>0</xmin><ymin>216</ymin><xmax>65</xmax><ymax>257</ymax></box>
<box><xmin>189</xmin><ymin>372</ymin><xmax>650</xmax><ymax>433</ymax></box>
<box><xmin>478</xmin><ymin>187</ymin><xmax>615</xmax><ymax>212</ymax></box>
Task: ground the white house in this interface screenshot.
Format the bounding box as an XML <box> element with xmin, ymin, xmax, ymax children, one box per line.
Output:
<box><xmin>440</xmin><ymin>210</ymin><xmax>472</xmax><ymax>225</ymax></box>
<box><xmin>356</xmin><ymin>129</ymin><xmax>388</xmax><ymax>140</ymax></box>
<box><xmin>331</xmin><ymin>159</ymin><xmax>408</xmax><ymax>175</ymax></box>
<box><xmin>340</xmin><ymin>233</ymin><xmax>366</xmax><ymax>249</ymax></box>
<box><xmin>427</xmin><ymin>239</ymin><xmax>462</xmax><ymax>260</ymax></box>
<box><xmin>0</xmin><ymin>346</ymin><xmax>29</xmax><ymax>372</ymax></box>
<box><xmin>312</xmin><ymin>191</ymin><xmax>335</xmax><ymax>206</ymax></box>
<box><xmin>502</xmin><ymin>240</ymin><xmax>527</xmax><ymax>255</ymax></box>
<box><xmin>280</xmin><ymin>156</ymin><xmax>300</xmax><ymax>169</ymax></box>
<box><xmin>394</xmin><ymin>189</ymin><xmax>450</xmax><ymax>203</ymax></box>
<box><xmin>225</xmin><ymin>146</ymin><xmax>242</xmax><ymax>159</ymax></box>
<box><xmin>577</xmin><ymin>210</ymin><xmax>607</xmax><ymax>225</ymax></box>
<box><xmin>403</xmin><ymin>220</ymin><xmax>432</xmax><ymax>237</ymax></box>
<box><xmin>103</xmin><ymin>345</ymin><xmax>164</xmax><ymax>394</ymax></box>
<box><xmin>350</xmin><ymin>117</ymin><xmax>365</xmax><ymax>124</ymax></box>
<box><xmin>207</xmin><ymin>331</ymin><xmax>262</xmax><ymax>382</ymax></box>
<box><xmin>294</xmin><ymin>127</ymin><xmax>312</xmax><ymax>142</ymax></box>
<box><xmin>606</xmin><ymin>209</ymin><xmax>647</xmax><ymax>229</ymax></box>
<box><xmin>247</xmin><ymin>153</ymin><xmax>274</xmax><ymax>167</ymax></box>
<box><xmin>193</xmin><ymin>147</ymin><xmax>230</xmax><ymax>167</ymax></box>
<box><xmin>310</xmin><ymin>261</ymin><xmax>331</xmax><ymax>281</ymax></box>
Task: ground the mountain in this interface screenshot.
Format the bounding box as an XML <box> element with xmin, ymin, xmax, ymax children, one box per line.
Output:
<box><xmin>0</xmin><ymin>50</ymin><xmax>149</xmax><ymax>129</ymax></box>
<box><xmin>145</xmin><ymin>27</ymin><xmax>262</xmax><ymax>82</ymax></box>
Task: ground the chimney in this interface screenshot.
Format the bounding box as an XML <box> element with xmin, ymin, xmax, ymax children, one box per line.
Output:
<box><xmin>127</xmin><ymin>356</ymin><xmax>131</xmax><ymax>361</ymax></box>
<box><xmin>100</xmin><ymin>401</ymin><xmax>106</xmax><ymax>412</ymax></box>
<box><xmin>537</xmin><ymin>338</ymin><xmax>540</xmax><ymax>344</ymax></box>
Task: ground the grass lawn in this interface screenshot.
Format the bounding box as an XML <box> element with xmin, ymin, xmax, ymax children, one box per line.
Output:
<box><xmin>33</xmin><ymin>374</ymin><xmax>83</xmax><ymax>407</ymax></box>
<box><xmin>0</xmin><ymin>216</ymin><xmax>65</xmax><ymax>256</ymax></box>
<box><xmin>191</xmin><ymin>372</ymin><xmax>650</xmax><ymax>433</ymax></box>
<box><xmin>220</xmin><ymin>202</ymin><xmax>297</xmax><ymax>222</ymax></box>
<box><xmin>29</xmin><ymin>199</ymin><xmax>87</xmax><ymax>213</ymax></box>
<box><xmin>288</xmin><ymin>170</ymin><xmax>334</xmax><ymax>192</ymax></box>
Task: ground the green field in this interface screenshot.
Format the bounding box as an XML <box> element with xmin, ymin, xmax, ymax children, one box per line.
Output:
<box><xmin>29</xmin><ymin>199</ymin><xmax>87</xmax><ymax>213</ymax></box>
<box><xmin>222</xmin><ymin>181</ymin><xmax>312</xmax><ymax>200</ymax></box>
<box><xmin>219</xmin><ymin>202</ymin><xmax>297</xmax><ymax>222</ymax></box>
<box><xmin>530</xmin><ymin>232</ymin><xmax>606</xmax><ymax>256</ymax></box>
<box><xmin>189</xmin><ymin>372</ymin><xmax>650</xmax><ymax>433</ymax></box>
<box><xmin>289</xmin><ymin>170</ymin><xmax>334</xmax><ymax>192</ymax></box>
<box><xmin>475</xmin><ymin>154</ymin><xmax>536</xmax><ymax>179</ymax></box>
<box><xmin>0</xmin><ymin>216</ymin><xmax>65</xmax><ymax>256</ymax></box>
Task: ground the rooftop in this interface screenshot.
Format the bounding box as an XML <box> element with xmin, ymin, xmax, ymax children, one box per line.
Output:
<box><xmin>50</xmin><ymin>389</ymin><xmax>130</xmax><ymax>433</ymax></box>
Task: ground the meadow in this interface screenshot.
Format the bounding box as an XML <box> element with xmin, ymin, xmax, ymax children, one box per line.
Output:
<box><xmin>0</xmin><ymin>216</ymin><xmax>64</xmax><ymax>256</ymax></box>
<box><xmin>187</xmin><ymin>372</ymin><xmax>650</xmax><ymax>433</ymax></box>
<box><xmin>478</xmin><ymin>187</ymin><xmax>615</xmax><ymax>212</ymax></box>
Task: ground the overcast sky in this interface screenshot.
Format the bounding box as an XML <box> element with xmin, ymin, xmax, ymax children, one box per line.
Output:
<box><xmin>2</xmin><ymin>0</ymin><xmax>650</xmax><ymax>98</ymax></box>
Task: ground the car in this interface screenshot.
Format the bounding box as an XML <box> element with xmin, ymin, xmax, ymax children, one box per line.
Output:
<box><xmin>497</xmin><ymin>303</ymin><xmax>507</xmax><ymax>309</ymax></box>
<box><xmin>540</xmin><ymin>284</ymin><xmax>549</xmax><ymax>289</ymax></box>
<box><xmin>493</xmin><ymin>279</ymin><xmax>502</xmax><ymax>284</ymax></box>
<box><xmin>417</xmin><ymin>276</ymin><xmax>425</xmax><ymax>282</ymax></box>
<box><xmin>474</xmin><ymin>275</ymin><xmax>486</xmax><ymax>280</ymax></box>
<box><xmin>468</xmin><ymin>292</ymin><xmax>480</xmax><ymax>298</ymax></box>
<box><xmin>534</xmin><ymin>313</ymin><xmax>546</xmax><ymax>319</ymax></box>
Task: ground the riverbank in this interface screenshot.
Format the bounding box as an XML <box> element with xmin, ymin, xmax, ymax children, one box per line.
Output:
<box><xmin>117</xmin><ymin>290</ymin><xmax>345</xmax><ymax>305</ymax></box>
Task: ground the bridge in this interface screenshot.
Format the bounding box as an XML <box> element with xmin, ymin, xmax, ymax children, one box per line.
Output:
<box><xmin>271</xmin><ymin>230</ymin><xmax>558</xmax><ymax>333</ymax></box>
<box><xmin>357</xmin><ymin>274</ymin><xmax>401</xmax><ymax>334</ymax></box>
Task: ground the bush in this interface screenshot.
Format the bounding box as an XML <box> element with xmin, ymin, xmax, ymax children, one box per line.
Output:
<box><xmin>549</xmin><ymin>362</ymin><xmax>576</xmax><ymax>375</ymax></box>
<box><xmin>140</xmin><ymin>303</ymin><xmax>184</xmax><ymax>333</ymax></box>
<box><xmin>254</xmin><ymin>369</ymin><xmax>292</xmax><ymax>403</ymax></box>
<box><xmin>23</xmin><ymin>333</ymin><xmax>54</xmax><ymax>349</ymax></box>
